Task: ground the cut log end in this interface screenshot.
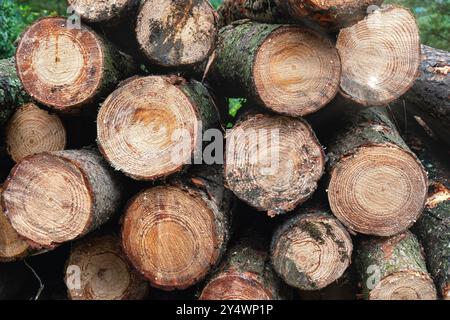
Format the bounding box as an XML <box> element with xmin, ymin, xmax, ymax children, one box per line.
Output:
<box><xmin>15</xmin><ymin>17</ymin><xmax>104</xmax><ymax>110</ymax></box>
<box><xmin>67</xmin><ymin>0</ymin><xmax>137</xmax><ymax>23</ymax></box>
<box><xmin>271</xmin><ymin>213</ymin><xmax>352</xmax><ymax>290</ymax></box>
<box><xmin>254</xmin><ymin>27</ymin><xmax>341</xmax><ymax>116</ymax></box>
<box><xmin>337</xmin><ymin>5</ymin><xmax>420</xmax><ymax>106</ymax></box>
<box><xmin>369</xmin><ymin>271</ymin><xmax>437</xmax><ymax>300</ymax></box>
<box><xmin>122</xmin><ymin>186</ymin><xmax>227</xmax><ymax>290</ymax></box>
<box><xmin>6</xmin><ymin>103</ymin><xmax>66</xmax><ymax>163</ymax></box>
<box><xmin>0</xmin><ymin>206</ymin><xmax>29</xmax><ymax>262</ymax></box>
<box><xmin>199</xmin><ymin>271</ymin><xmax>273</xmax><ymax>300</ymax></box>
<box><xmin>66</xmin><ymin>235</ymin><xmax>149</xmax><ymax>300</ymax></box>
<box><xmin>2</xmin><ymin>153</ymin><xmax>94</xmax><ymax>248</ymax></box>
<box><xmin>328</xmin><ymin>144</ymin><xmax>427</xmax><ymax>236</ymax></box>
<box><xmin>225</xmin><ymin>113</ymin><xmax>325</xmax><ymax>215</ymax></box>
<box><xmin>97</xmin><ymin>76</ymin><xmax>200</xmax><ymax>181</ymax></box>
<box><xmin>136</xmin><ymin>0</ymin><xmax>217</xmax><ymax>67</ymax></box>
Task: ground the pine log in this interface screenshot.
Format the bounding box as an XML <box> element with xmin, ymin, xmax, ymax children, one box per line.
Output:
<box><xmin>122</xmin><ymin>166</ymin><xmax>231</xmax><ymax>291</ymax></box>
<box><xmin>400</xmin><ymin>45</ymin><xmax>450</xmax><ymax>147</ymax></box>
<box><xmin>65</xmin><ymin>234</ymin><xmax>149</xmax><ymax>300</ymax></box>
<box><xmin>209</xmin><ymin>21</ymin><xmax>341</xmax><ymax>117</ymax></box>
<box><xmin>225</xmin><ymin>113</ymin><xmax>325</xmax><ymax>216</ymax></box>
<box><xmin>200</xmin><ymin>236</ymin><xmax>287</xmax><ymax>300</ymax></box>
<box><xmin>327</xmin><ymin>107</ymin><xmax>428</xmax><ymax>236</ymax></box>
<box><xmin>6</xmin><ymin>103</ymin><xmax>66</xmax><ymax>163</ymax></box>
<box><xmin>355</xmin><ymin>231</ymin><xmax>437</xmax><ymax>300</ymax></box>
<box><xmin>404</xmin><ymin>131</ymin><xmax>450</xmax><ymax>300</ymax></box>
<box><xmin>218</xmin><ymin>0</ymin><xmax>383</xmax><ymax>30</ymax></box>
<box><xmin>336</xmin><ymin>5</ymin><xmax>421</xmax><ymax>106</ymax></box>
<box><xmin>0</xmin><ymin>187</ymin><xmax>29</xmax><ymax>262</ymax></box>
<box><xmin>270</xmin><ymin>207</ymin><xmax>352</xmax><ymax>290</ymax></box>
<box><xmin>298</xmin><ymin>271</ymin><xmax>357</xmax><ymax>300</ymax></box>
<box><xmin>1</xmin><ymin>149</ymin><xmax>122</xmax><ymax>249</ymax></box>
<box><xmin>67</xmin><ymin>0</ymin><xmax>140</xmax><ymax>25</ymax></box>
<box><xmin>15</xmin><ymin>17</ymin><xmax>136</xmax><ymax>113</ymax></box>
<box><xmin>136</xmin><ymin>0</ymin><xmax>218</xmax><ymax>68</ymax></box>
<box><xmin>97</xmin><ymin>75</ymin><xmax>220</xmax><ymax>181</ymax></box>
<box><xmin>0</xmin><ymin>58</ymin><xmax>29</xmax><ymax>127</ymax></box>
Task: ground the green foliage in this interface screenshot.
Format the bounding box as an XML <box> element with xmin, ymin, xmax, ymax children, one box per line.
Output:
<box><xmin>228</xmin><ymin>98</ymin><xmax>246</xmax><ymax>117</ymax></box>
<box><xmin>209</xmin><ymin>0</ymin><xmax>222</xmax><ymax>10</ymax></box>
<box><xmin>387</xmin><ymin>0</ymin><xmax>450</xmax><ymax>51</ymax></box>
<box><xmin>0</xmin><ymin>0</ymin><xmax>66</xmax><ymax>59</ymax></box>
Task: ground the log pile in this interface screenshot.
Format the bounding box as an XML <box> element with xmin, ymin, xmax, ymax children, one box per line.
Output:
<box><xmin>0</xmin><ymin>0</ymin><xmax>448</xmax><ymax>300</ymax></box>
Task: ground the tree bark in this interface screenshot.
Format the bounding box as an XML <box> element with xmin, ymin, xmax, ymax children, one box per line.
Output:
<box><xmin>136</xmin><ymin>0</ymin><xmax>218</xmax><ymax>68</ymax></box>
<box><xmin>355</xmin><ymin>231</ymin><xmax>437</xmax><ymax>300</ymax></box>
<box><xmin>6</xmin><ymin>103</ymin><xmax>66</xmax><ymax>163</ymax></box>
<box><xmin>399</xmin><ymin>45</ymin><xmax>450</xmax><ymax>147</ymax></box>
<box><xmin>225</xmin><ymin>112</ymin><xmax>325</xmax><ymax>217</ymax></box>
<box><xmin>2</xmin><ymin>148</ymin><xmax>122</xmax><ymax>250</ymax></box>
<box><xmin>15</xmin><ymin>17</ymin><xmax>136</xmax><ymax>113</ymax></box>
<box><xmin>209</xmin><ymin>21</ymin><xmax>341</xmax><ymax>117</ymax></box>
<box><xmin>0</xmin><ymin>58</ymin><xmax>29</xmax><ymax>127</ymax></box>
<box><xmin>326</xmin><ymin>107</ymin><xmax>428</xmax><ymax>236</ymax></box>
<box><xmin>97</xmin><ymin>75</ymin><xmax>220</xmax><ymax>181</ymax></box>
<box><xmin>403</xmin><ymin>130</ymin><xmax>450</xmax><ymax>300</ymax></box>
<box><xmin>200</xmin><ymin>235</ymin><xmax>288</xmax><ymax>300</ymax></box>
<box><xmin>122</xmin><ymin>165</ymin><xmax>232</xmax><ymax>291</ymax></box>
<box><xmin>270</xmin><ymin>206</ymin><xmax>353</xmax><ymax>290</ymax></box>
<box><xmin>65</xmin><ymin>234</ymin><xmax>149</xmax><ymax>300</ymax></box>
<box><xmin>336</xmin><ymin>5</ymin><xmax>421</xmax><ymax>106</ymax></box>
<box><xmin>67</xmin><ymin>0</ymin><xmax>140</xmax><ymax>25</ymax></box>
<box><xmin>218</xmin><ymin>0</ymin><xmax>383</xmax><ymax>31</ymax></box>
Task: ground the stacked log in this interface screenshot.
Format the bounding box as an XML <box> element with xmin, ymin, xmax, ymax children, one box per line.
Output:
<box><xmin>217</xmin><ymin>0</ymin><xmax>384</xmax><ymax>31</ymax></box>
<box><xmin>355</xmin><ymin>231</ymin><xmax>437</xmax><ymax>300</ymax></box>
<box><xmin>122</xmin><ymin>166</ymin><xmax>231</xmax><ymax>290</ymax></box>
<box><xmin>15</xmin><ymin>17</ymin><xmax>136</xmax><ymax>113</ymax></box>
<box><xmin>209</xmin><ymin>21</ymin><xmax>341</xmax><ymax>117</ymax></box>
<box><xmin>1</xmin><ymin>149</ymin><xmax>122</xmax><ymax>249</ymax></box>
<box><xmin>326</xmin><ymin>107</ymin><xmax>428</xmax><ymax>236</ymax></box>
<box><xmin>65</xmin><ymin>234</ymin><xmax>149</xmax><ymax>300</ymax></box>
<box><xmin>97</xmin><ymin>75</ymin><xmax>220</xmax><ymax>181</ymax></box>
<box><xmin>67</xmin><ymin>0</ymin><xmax>141</xmax><ymax>25</ymax></box>
<box><xmin>225</xmin><ymin>112</ymin><xmax>325</xmax><ymax>216</ymax></box>
<box><xmin>270</xmin><ymin>206</ymin><xmax>353</xmax><ymax>290</ymax></box>
<box><xmin>6</xmin><ymin>103</ymin><xmax>66</xmax><ymax>163</ymax></box>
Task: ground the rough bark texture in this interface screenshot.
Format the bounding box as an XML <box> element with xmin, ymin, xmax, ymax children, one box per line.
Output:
<box><xmin>327</xmin><ymin>107</ymin><xmax>428</xmax><ymax>236</ymax></box>
<box><xmin>337</xmin><ymin>5</ymin><xmax>421</xmax><ymax>106</ymax></box>
<box><xmin>400</xmin><ymin>45</ymin><xmax>450</xmax><ymax>147</ymax></box>
<box><xmin>6</xmin><ymin>103</ymin><xmax>66</xmax><ymax>163</ymax></box>
<box><xmin>0</xmin><ymin>58</ymin><xmax>29</xmax><ymax>127</ymax></box>
<box><xmin>136</xmin><ymin>0</ymin><xmax>218</xmax><ymax>68</ymax></box>
<box><xmin>225</xmin><ymin>112</ymin><xmax>325</xmax><ymax>216</ymax></box>
<box><xmin>67</xmin><ymin>0</ymin><xmax>140</xmax><ymax>25</ymax></box>
<box><xmin>200</xmin><ymin>235</ymin><xmax>288</xmax><ymax>300</ymax></box>
<box><xmin>404</xmin><ymin>130</ymin><xmax>450</xmax><ymax>300</ymax></box>
<box><xmin>65</xmin><ymin>234</ymin><xmax>149</xmax><ymax>300</ymax></box>
<box><xmin>122</xmin><ymin>165</ymin><xmax>232</xmax><ymax>291</ymax></box>
<box><xmin>209</xmin><ymin>21</ymin><xmax>341</xmax><ymax>117</ymax></box>
<box><xmin>15</xmin><ymin>17</ymin><xmax>136</xmax><ymax>112</ymax></box>
<box><xmin>270</xmin><ymin>207</ymin><xmax>353</xmax><ymax>290</ymax></box>
<box><xmin>97</xmin><ymin>75</ymin><xmax>220</xmax><ymax>181</ymax></box>
<box><xmin>355</xmin><ymin>231</ymin><xmax>437</xmax><ymax>300</ymax></box>
<box><xmin>2</xmin><ymin>148</ymin><xmax>122</xmax><ymax>249</ymax></box>
<box><xmin>218</xmin><ymin>0</ymin><xmax>383</xmax><ymax>31</ymax></box>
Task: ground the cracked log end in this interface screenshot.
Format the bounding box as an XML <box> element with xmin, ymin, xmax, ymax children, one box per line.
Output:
<box><xmin>6</xmin><ymin>103</ymin><xmax>66</xmax><ymax>163</ymax></box>
<box><xmin>271</xmin><ymin>212</ymin><xmax>353</xmax><ymax>290</ymax></box>
<box><xmin>122</xmin><ymin>186</ymin><xmax>227</xmax><ymax>291</ymax></box>
<box><xmin>225</xmin><ymin>113</ymin><xmax>325</xmax><ymax>215</ymax></box>
<box><xmin>337</xmin><ymin>5</ymin><xmax>420</xmax><ymax>106</ymax></box>
<box><xmin>15</xmin><ymin>17</ymin><xmax>105</xmax><ymax>111</ymax></box>
<box><xmin>328</xmin><ymin>144</ymin><xmax>428</xmax><ymax>236</ymax></box>
<box><xmin>65</xmin><ymin>234</ymin><xmax>149</xmax><ymax>300</ymax></box>
<box><xmin>254</xmin><ymin>27</ymin><xmax>341</xmax><ymax>116</ymax></box>
<box><xmin>97</xmin><ymin>76</ymin><xmax>200</xmax><ymax>181</ymax></box>
<box><xmin>136</xmin><ymin>0</ymin><xmax>217</xmax><ymax>67</ymax></box>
